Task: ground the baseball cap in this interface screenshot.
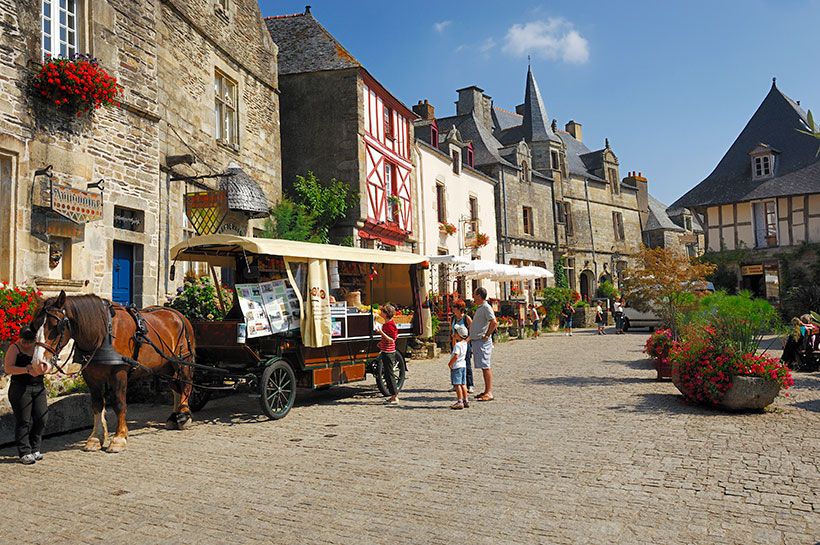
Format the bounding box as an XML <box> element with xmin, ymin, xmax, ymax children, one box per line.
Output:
<box><xmin>454</xmin><ymin>324</ymin><xmax>468</xmax><ymax>338</ymax></box>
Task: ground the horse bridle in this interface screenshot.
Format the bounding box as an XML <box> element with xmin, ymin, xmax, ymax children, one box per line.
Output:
<box><xmin>34</xmin><ymin>307</ymin><xmax>74</xmax><ymax>369</ymax></box>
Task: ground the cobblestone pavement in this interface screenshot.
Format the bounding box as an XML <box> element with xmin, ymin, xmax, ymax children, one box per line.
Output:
<box><xmin>1</xmin><ymin>331</ymin><xmax>819</xmax><ymax>545</ymax></box>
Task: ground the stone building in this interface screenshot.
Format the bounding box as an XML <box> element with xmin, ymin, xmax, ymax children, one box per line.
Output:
<box><xmin>412</xmin><ymin>100</ymin><xmax>498</xmax><ymax>298</ymax></box>
<box><xmin>424</xmin><ymin>67</ymin><xmax>645</xmax><ymax>300</ymax></box>
<box><xmin>641</xmin><ymin>190</ymin><xmax>704</xmax><ymax>257</ymax></box>
<box><xmin>266</xmin><ymin>7</ymin><xmax>417</xmax><ymax>251</ymax></box>
<box><xmin>671</xmin><ymin>80</ymin><xmax>820</xmax><ymax>300</ymax></box>
<box><xmin>0</xmin><ymin>0</ymin><xmax>281</xmax><ymax>305</ymax></box>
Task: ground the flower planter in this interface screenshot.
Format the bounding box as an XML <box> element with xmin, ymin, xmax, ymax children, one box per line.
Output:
<box><xmin>655</xmin><ymin>359</ymin><xmax>673</xmax><ymax>381</ymax></box>
<box><xmin>718</xmin><ymin>376</ymin><xmax>781</xmax><ymax>411</ymax></box>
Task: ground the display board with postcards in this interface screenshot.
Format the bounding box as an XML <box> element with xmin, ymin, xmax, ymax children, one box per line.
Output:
<box><xmin>235</xmin><ymin>280</ymin><xmax>301</xmax><ymax>338</ymax></box>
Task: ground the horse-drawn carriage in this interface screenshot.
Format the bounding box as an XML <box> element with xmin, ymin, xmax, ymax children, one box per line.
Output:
<box><xmin>170</xmin><ymin>234</ymin><xmax>427</xmax><ymax>420</ymax></box>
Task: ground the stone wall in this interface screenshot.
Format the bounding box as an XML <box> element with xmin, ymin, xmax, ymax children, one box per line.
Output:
<box><xmin>278</xmin><ymin>68</ymin><xmax>361</xmax><ymax>235</ymax></box>
<box><xmin>0</xmin><ymin>0</ymin><xmax>281</xmax><ymax>305</ymax></box>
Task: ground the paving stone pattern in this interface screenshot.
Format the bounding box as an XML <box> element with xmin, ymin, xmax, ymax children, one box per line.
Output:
<box><xmin>1</xmin><ymin>332</ymin><xmax>818</xmax><ymax>545</ymax></box>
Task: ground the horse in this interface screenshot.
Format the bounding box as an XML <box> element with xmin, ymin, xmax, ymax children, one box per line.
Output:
<box><xmin>30</xmin><ymin>291</ymin><xmax>196</xmax><ymax>453</ymax></box>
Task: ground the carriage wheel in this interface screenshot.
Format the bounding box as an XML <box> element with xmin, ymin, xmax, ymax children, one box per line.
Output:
<box><xmin>260</xmin><ymin>359</ymin><xmax>297</xmax><ymax>420</ymax></box>
<box><xmin>188</xmin><ymin>387</ymin><xmax>211</xmax><ymax>412</ymax></box>
<box><xmin>375</xmin><ymin>352</ymin><xmax>407</xmax><ymax>397</ymax></box>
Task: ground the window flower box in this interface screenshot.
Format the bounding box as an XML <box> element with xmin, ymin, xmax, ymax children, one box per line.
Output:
<box><xmin>439</xmin><ymin>222</ymin><xmax>457</xmax><ymax>236</ymax></box>
<box><xmin>32</xmin><ymin>54</ymin><xmax>122</xmax><ymax>117</ymax></box>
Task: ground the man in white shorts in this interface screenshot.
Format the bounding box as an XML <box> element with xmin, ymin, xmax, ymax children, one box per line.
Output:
<box><xmin>469</xmin><ymin>287</ymin><xmax>498</xmax><ymax>401</ymax></box>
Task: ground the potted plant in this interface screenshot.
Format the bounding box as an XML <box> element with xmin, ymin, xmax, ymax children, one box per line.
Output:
<box><xmin>644</xmin><ymin>328</ymin><xmax>674</xmax><ymax>380</ymax></box>
<box><xmin>439</xmin><ymin>222</ymin><xmax>457</xmax><ymax>236</ymax></box>
<box><xmin>474</xmin><ymin>232</ymin><xmax>489</xmax><ymax>248</ymax></box>
<box><xmin>168</xmin><ymin>276</ymin><xmax>233</xmax><ymax>321</ymax></box>
<box><xmin>32</xmin><ymin>54</ymin><xmax>122</xmax><ymax>117</ymax></box>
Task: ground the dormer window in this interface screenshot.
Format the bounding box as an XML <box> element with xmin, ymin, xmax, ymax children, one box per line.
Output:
<box><xmin>466</xmin><ymin>143</ymin><xmax>474</xmax><ymax>168</ymax></box>
<box><xmin>452</xmin><ymin>149</ymin><xmax>461</xmax><ymax>174</ymax></box>
<box><xmin>521</xmin><ymin>161</ymin><xmax>530</xmax><ymax>183</ymax></box>
<box><xmin>430</xmin><ymin>122</ymin><xmax>439</xmax><ymax>148</ymax></box>
<box><xmin>683</xmin><ymin>215</ymin><xmax>693</xmax><ymax>231</ymax></box>
<box><xmin>754</xmin><ymin>155</ymin><xmax>771</xmax><ymax>178</ymax></box>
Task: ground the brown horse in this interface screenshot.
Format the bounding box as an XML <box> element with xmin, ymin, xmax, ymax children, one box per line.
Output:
<box><xmin>30</xmin><ymin>291</ymin><xmax>196</xmax><ymax>453</ymax></box>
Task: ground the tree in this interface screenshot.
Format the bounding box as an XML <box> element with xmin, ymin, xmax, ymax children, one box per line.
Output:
<box><xmin>797</xmin><ymin>109</ymin><xmax>820</xmax><ymax>156</ymax></box>
<box><xmin>622</xmin><ymin>246</ymin><xmax>716</xmax><ymax>339</ymax></box>
<box><xmin>554</xmin><ymin>256</ymin><xmax>568</xmax><ymax>288</ymax></box>
<box><xmin>293</xmin><ymin>171</ymin><xmax>356</xmax><ymax>242</ymax></box>
<box><xmin>261</xmin><ymin>198</ymin><xmax>323</xmax><ymax>243</ymax></box>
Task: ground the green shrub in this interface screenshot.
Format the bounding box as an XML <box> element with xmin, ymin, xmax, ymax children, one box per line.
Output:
<box><xmin>541</xmin><ymin>287</ymin><xmax>575</xmax><ymax>325</ymax></box>
<box><xmin>596</xmin><ymin>280</ymin><xmax>620</xmax><ymax>301</ymax></box>
<box><xmin>169</xmin><ymin>276</ymin><xmax>233</xmax><ymax>321</ymax></box>
<box><xmin>688</xmin><ymin>291</ymin><xmax>782</xmax><ymax>354</ymax></box>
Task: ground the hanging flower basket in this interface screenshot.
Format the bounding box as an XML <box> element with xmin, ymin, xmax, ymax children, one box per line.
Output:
<box><xmin>473</xmin><ymin>232</ymin><xmax>489</xmax><ymax>248</ymax></box>
<box><xmin>439</xmin><ymin>222</ymin><xmax>457</xmax><ymax>236</ymax></box>
<box><xmin>32</xmin><ymin>54</ymin><xmax>123</xmax><ymax>117</ymax></box>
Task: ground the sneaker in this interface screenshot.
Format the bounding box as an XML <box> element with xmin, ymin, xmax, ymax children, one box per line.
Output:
<box><xmin>19</xmin><ymin>454</ymin><xmax>36</xmax><ymax>465</ymax></box>
<box><xmin>468</xmin><ymin>386</ymin><xmax>475</xmax><ymax>394</ymax></box>
<box><xmin>33</xmin><ymin>452</ymin><xmax>44</xmax><ymax>461</ymax></box>
<box><xmin>569</xmin><ymin>332</ymin><xmax>573</xmax><ymax>336</ymax></box>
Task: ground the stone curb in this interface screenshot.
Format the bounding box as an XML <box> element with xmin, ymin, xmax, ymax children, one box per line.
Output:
<box><xmin>0</xmin><ymin>393</ymin><xmax>92</xmax><ymax>447</ymax></box>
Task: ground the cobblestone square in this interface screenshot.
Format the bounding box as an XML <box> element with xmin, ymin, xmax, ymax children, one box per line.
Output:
<box><xmin>1</xmin><ymin>332</ymin><xmax>818</xmax><ymax>545</ymax></box>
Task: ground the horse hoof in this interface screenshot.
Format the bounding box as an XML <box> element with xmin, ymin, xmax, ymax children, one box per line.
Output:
<box><xmin>107</xmin><ymin>437</ymin><xmax>127</xmax><ymax>453</ymax></box>
<box><xmin>177</xmin><ymin>412</ymin><xmax>192</xmax><ymax>430</ymax></box>
<box><xmin>166</xmin><ymin>413</ymin><xmax>179</xmax><ymax>430</ymax></box>
<box><xmin>83</xmin><ymin>438</ymin><xmax>102</xmax><ymax>452</ymax></box>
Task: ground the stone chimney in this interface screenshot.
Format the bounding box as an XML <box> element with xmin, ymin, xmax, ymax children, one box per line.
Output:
<box><xmin>565</xmin><ymin>120</ymin><xmax>582</xmax><ymax>142</ymax></box>
<box><xmin>515</xmin><ymin>104</ymin><xmax>525</xmax><ymax>115</ymax></box>
<box><xmin>456</xmin><ymin>86</ymin><xmax>492</xmax><ymax>129</ymax></box>
<box><xmin>623</xmin><ymin>171</ymin><xmax>649</xmax><ymax>228</ymax></box>
<box><xmin>413</xmin><ymin>99</ymin><xmax>435</xmax><ymax>121</ymax></box>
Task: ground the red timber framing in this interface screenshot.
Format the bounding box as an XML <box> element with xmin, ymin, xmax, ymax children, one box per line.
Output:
<box><xmin>360</xmin><ymin>68</ymin><xmax>415</xmax><ymax>244</ymax></box>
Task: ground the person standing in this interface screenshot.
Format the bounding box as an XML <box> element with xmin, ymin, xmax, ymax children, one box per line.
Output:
<box><xmin>4</xmin><ymin>328</ymin><xmax>50</xmax><ymax>464</ymax></box>
<box><xmin>529</xmin><ymin>304</ymin><xmax>540</xmax><ymax>339</ymax></box>
<box><xmin>450</xmin><ymin>300</ymin><xmax>474</xmax><ymax>393</ymax></box>
<box><xmin>561</xmin><ymin>302</ymin><xmax>575</xmax><ymax>336</ymax></box>
<box><xmin>469</xmin><ymin>287</ymin><xmax>497</xmax><ymax>402</ymax></box>
<box><xmin>448</xmin><ymin>324</ymin><xmax>470</xmax><ymax>409</ymax></box>
<box><xmin>594</xmin><ymin>302</ymin><xmax>606</xmax><ymax>335</ymax></box>
<box><xmin>376</xmin><ymin>304</ymin><xmax>400</xmax><ymax>404</ymax></box>
<box><xmin>613</xmin><ymin>297</ymin><xmax>625</xmax><ymax>334</ymax></box>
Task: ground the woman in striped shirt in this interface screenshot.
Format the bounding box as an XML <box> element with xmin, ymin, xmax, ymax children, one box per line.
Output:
<box><xmin>376</xmin><ymin>304</ymin><xmax>400</xmax><ymax>404</ymax></box>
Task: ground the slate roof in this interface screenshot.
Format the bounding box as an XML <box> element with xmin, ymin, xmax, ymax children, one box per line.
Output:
<box><xmin>520</xmin><ymin>66</ymin><xmax>561</xmax><ymax>143</ymax></box>
<box><xmin>492</xmin><ymin>107</ymin><xmax>523</xmax><ymax>131</ymax></box>
<box><xmin>220</xmin><ymin>165</ymin><xmax>269</xmax><ymax>218</ymax></box>
<box><xmin>435</xmin><ymin>112</ymin><xmax>512</xmax><ymax>167</ymax></box>
<box><xmin>672</xmin><ymin>81</ymin><xmax>820</xmax><ymax>209</ymax></box>
<box><xmin>264</xmin><ymin>11</ymin><xmax>360</xmax><ymax>75</ymax></box>
<box><xmin>557</xmin><ymin>130</ymin><xmax>607</xmax><ymax>183</ymax></box>
<box><xmin>646</xmin><ymin>194</ymin><xmax>684</xmax><ymax>232</ymax></box>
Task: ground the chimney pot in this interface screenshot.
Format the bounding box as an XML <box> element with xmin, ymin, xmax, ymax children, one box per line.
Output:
<box><xmin>413</xmin><ymin>99</ymin><xmax>436</xmax><ymax>121</ymax></box>
<box><xmin>305</xmin><ymin>5</ymin><xmax>311</xmax><ymax>14</ymax></box>
<box><xmin>565</xmin><ymin>120</ymin><xmax>582</xmax><ymax>142</ymax></box>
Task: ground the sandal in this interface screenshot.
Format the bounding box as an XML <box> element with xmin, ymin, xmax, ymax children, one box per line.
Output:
<box><xmin>450</xmin><ymin>401</ymin><xmax>464</xmax><ymax>410</ymax></box>
<box><xmin>476</xmin><ymin>395</ymin><xmax>495</xmax><ymax>402</ymax></box>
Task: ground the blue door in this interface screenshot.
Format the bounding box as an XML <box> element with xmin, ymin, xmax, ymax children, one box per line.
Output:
<box><xmin>112</xmin><ymin>242</ymin><xmax>133</xmax><ymax>305</ymax></box>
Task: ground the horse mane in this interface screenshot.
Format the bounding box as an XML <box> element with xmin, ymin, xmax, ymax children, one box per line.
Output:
<box><xmin>49</xmin><ymin>294</ymin><xmax>110</xmax><ymax>352</ymax></box>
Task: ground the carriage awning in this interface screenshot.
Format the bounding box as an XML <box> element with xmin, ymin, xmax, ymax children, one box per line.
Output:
<box><xmin>171</xmin><ymin>234</ymin><xmax>427</xmax><ymax>266</ymax></box>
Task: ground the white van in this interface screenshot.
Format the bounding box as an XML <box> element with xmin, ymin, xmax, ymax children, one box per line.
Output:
<box><xmin>621</xmin><ymin>282</ymin><xmax>715</xmax><ymax>332</ymax></box>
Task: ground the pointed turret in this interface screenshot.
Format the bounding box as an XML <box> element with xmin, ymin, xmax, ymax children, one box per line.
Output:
<box><xmin>521</xmin><ymin>66</ymin><xmax>559</xmax><ymax>143</ymax></box>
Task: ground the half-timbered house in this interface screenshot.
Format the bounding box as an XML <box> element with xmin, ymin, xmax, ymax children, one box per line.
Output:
<box><xmin>266</xmin><ymin>7</ymin><xmax>417</xmax><ymax>250</ymax></box>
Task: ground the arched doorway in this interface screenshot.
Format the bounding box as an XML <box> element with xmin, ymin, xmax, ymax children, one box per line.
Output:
<box><xmin>579</xmin><ymin>270</ymin><xmax>594</xmax><ymax>302</ymax></box>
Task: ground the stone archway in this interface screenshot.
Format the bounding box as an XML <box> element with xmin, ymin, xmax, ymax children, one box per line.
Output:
<box><xmin>579</xmin><ymin>269</ymin><xmax>594</xmax><ymax>302</ymax></box>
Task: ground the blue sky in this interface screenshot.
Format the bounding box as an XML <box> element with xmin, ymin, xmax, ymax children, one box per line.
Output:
<box><xmin>260</xmin><ymin>0</ymin><xmax>820</xmax><ymax>205</ymax></box>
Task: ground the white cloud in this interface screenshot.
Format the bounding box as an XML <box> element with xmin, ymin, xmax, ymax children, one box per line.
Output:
<box><xmin>433</xmin><ymin>20</ymin><xmax>452</xmax><ymax>33</ymax></box>
<box><xmin>502</xmin><ymin>18</ymin><xmax>590</xmax><ymax>64</ymax></box>
<box><xmin>479</xmin><ymin>37</ymin><xmax>496</xmax><ymax>53</ymax></box>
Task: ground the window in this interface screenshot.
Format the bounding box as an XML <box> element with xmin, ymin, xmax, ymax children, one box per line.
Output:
<box><xmin>469</xmin><ymin>196</ymin><xmax>478</xmax><ymax>221</ymax></box>
<box><xmin>612</xmin><ymin>211</ymin><xmax>625</xmax><ymax>241</ymax></box>
<box><xmin>523</xmin><ymin>206</ymin><xmax>533</xmax><ymax>235</ymax></box>
<box><xmin>521</xmin><ymin>161</ymin><xmax>530</xmax><ymax>183</ymax></box>
<box><xmin>565</xmin><ymin>257</ymin><xmax>576</xmax><ymax>291</ymax></box>
<box><xmin>384</xmin><ymin>107</ymin><xmax>394</xmax><ymax>140</ymax></box>
<box><xmin>565</xmin><ymin>202</ymin><xmax>574</xmax><ymax>237</ymax></box>
<box><xmin>114</xmin><ymin>206</ymin><xmax>144</xmax><ymax>232</ymax></box>
<box><xmin>214</xmin><ymin>70</ymin><xmax>238</xmax><ymax>147</ymax></box>
<box><xmin>466</xmin><ymin>143</ymin><xmax>474</xmax><ymax>168</ymax></box>
<box><xmin>42</xmin><ymin>0</ymin><xmax>80</xmax><ymax>59</ymax></box>
<box><xmin>550</xmin><ymin>150</ymin><xmax>560</xmax><ymax>171</ymax></box>
<box><xmin>451</xmin><ymin>150</ymin><xmax>461</xmax><ymax>174</ymax></box>
<box><xmin>753</xmin><ymin>155</ymin><xmax>772</xmax><ymax>178</ymax></box>
<box><xmin>556</xmin><ymin>201</ymin><xmax>566</xmax><ymax>223</ymax></box>
<box><xmin>430</xmin><ymin>123</ymin><xmax>439</xmax><ymax>147</ymax></box>
<box><xmin>684</xmin><ymin>215</ymin><xmax>693</xmax><ymax>231</ymax></box>
<box><xmin>435</xmin><ymin>183</ymin><xmax>446</xmax><ymax>223</ymax></box>
<box><xmin>608</xmin><ymin>167</ymin><xmax>620</xmax><ymax>194</ymax></box>
<box><xmin>753</xmin><ymin>201</ymin><xmax>777</xmax><ymax>247</ymax></box>
<box><xmin>385</xmin><ymin>162</ymin><xmax>398</xmax><ymax>223</ymax></box>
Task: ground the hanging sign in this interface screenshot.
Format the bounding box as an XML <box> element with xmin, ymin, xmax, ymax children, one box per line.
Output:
<box><xmin>741</xmin><ymin>264</ymin><xmax>764</xmax><ymax>276</ymax></box>
<box><xmin>184</xmin><ymin>190</ymin><xmax>228</xmax><ymax>235</ymax></box>
<box><xmin>34</xmin><ymin>180</ymin><xmax>103</xmax><ymax>223</ymax></box>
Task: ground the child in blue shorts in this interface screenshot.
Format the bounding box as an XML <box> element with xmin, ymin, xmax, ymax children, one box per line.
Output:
<box><xmin>448</xmin><ymin>324</ymin><xmax>469</xmax><ymax>410</ymax></box>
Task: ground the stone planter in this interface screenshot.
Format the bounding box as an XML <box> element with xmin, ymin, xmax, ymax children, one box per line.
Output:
<box><xmin>654</xmin><ymin>359</ymin><xmax>673</xmax><ymax>381</ymax></box>
<box><xmin>1</xmin><ymin>393</ymin><xmax>92</xmax><ymax>446</ymax></box>
<box><xmin>719</xmin><ymin>376</ymin><xmax>781</xmax><ymax>411</ymax></box>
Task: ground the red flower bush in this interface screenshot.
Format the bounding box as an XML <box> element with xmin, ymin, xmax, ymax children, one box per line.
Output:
<box><xmin>669</xmin><ymin>325</ymin><xmax>793</xmax><ymax>406</ymax></box>
<box><xmin>473</xmin><ymin>232</ymin><xmax>490</xmax><ymax>248</ymax></box>
<box><xmin>33</xmin><ymin>54</ymin><xmax>122</xmax><ymax>116</ymax></box>
<box><xmin>0</xmin><ymin>283</ymin><xmax>41</xmax><ymax>346</ymax></box>
<box><xmin>439</xmin><ymin>222</ymin><xmax>457</xmax><ymax>235</ymax></box>
<box><xmin>643</xmin><ymin>328</ymin><xmax>674</xmax><ymax>364</ymax></box>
